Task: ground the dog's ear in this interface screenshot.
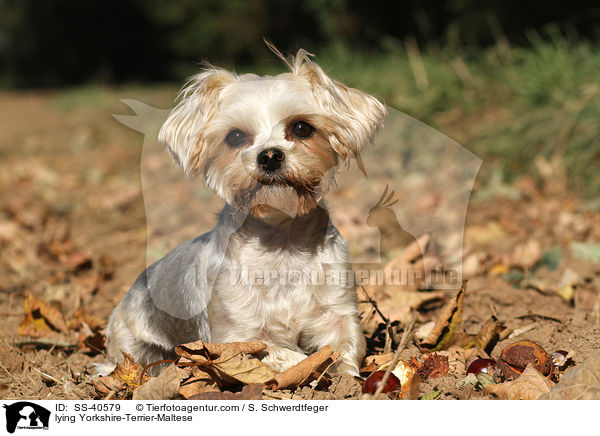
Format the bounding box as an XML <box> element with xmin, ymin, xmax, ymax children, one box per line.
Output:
<box><xmin>295</xmin><ymin>56</ymin><xmax>387</xmax><ymax>161</ymax></box>
<box><xmin>159</xmin><ymin>69</ymin><xmax>234</xmax><ymax>176</ymax></box>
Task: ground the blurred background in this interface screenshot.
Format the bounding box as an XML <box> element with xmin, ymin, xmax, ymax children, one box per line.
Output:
<box><xmin>0</xmin><ymin>0</ymin><xmax>598</xmax><ymax>196</ymax></box>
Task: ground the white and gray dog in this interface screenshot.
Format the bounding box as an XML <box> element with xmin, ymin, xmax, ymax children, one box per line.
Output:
<box><xmin>100</xmin><ymin>48</ymin><xmax>386</xmax><ymax>376</ymax></box>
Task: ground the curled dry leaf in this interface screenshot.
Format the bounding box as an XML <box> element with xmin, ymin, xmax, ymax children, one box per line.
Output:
<box><xmin>175</xmin><ymin>340</ymin><xmax>274</xmax><ymax>386</ymax></box>
<box><xmin>420</xmin><ymin>281</ymin><xmax>466</xmax><ymax>351</ymax></box>
<box><xmin>17</xmin><ymin>292</ymin><xmax>68</xmax><ymax>337</ymax></box>
<box><xmin>539</xmin><ymin>349</ymin><xmax>600</xmax><ymax>400</ymax></box>
<box><xmin>132</xmin><ymin>365</ymin><xmax>183</xmax><ymax>400</ymax></box>
<box><xmin>266</xmin><ymin>345</ymin><xmax>339</xmax><ymax>390</ymax></box>
<box><xmin>484</xmin><ymin>364</ymin><xmax>554</xmax><ymax>400</ymax></box>
<box><xmin>176</xmin><ymin>340</ymin><xmax>267</xmax><ymax>360</ymax></box>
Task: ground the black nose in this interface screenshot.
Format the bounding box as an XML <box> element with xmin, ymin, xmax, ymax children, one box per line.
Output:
<box><xmin>257</xmin><ymin>148</ymin><xmax>285</xmax><ymax>172</ymax></box>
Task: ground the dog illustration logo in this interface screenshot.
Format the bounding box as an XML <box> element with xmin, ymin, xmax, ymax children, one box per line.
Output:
<box><xmin>3</xmin><ymin>402</ymin><xmax>50</xmax><ymax>433</ymax></box>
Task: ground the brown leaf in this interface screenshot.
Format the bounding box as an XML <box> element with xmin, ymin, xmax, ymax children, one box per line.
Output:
<box><xmin>484</xmin><ymin>364</ymin><xmax>554</xmax><ymax>400</ymax></box>
<box><xmin>111</xmin><ymin>352</ymin><xmax>148</xmax><ymax>389</ymax></box>
<box><xmin>420</xmin><ymin>281</ymin><xmax>466</xmax><ymax>351</ymax></box>
<box><xmin>190</xmin><ymin>384</ymin><xmax>264</xmax><ymax>400</ymax></box>
<box><xmin>92</xmin><ymin>376</ymin><xmax>124</xmax><ymax>398</ymax></box>
<box><xmin>17</xmin><ymin>293</ymin><xmax>68</xmax><ymax>337</ymax></box>
<box><xmin>266</xmin><ymin>346</ymin><xmax>338</xmax><ymax>390</ymax></box>
<box><xmin>175</xmin><ymin>340</ymin><xmax>267</xmax><ymax>361</ymax></box>
<box><xmin>539</xmin><ymin>350</ymin><xmax>600</xmax><ymax>399</ymax></box>
<box><xmin>132</xmin><ymin>365</ymin><xmax>183</xmax><ymax>400</ymax></box>
<box><xmin>210</xmin><ymin>350</ymin><xmax>276</xmax><ymax>385</ymax></box>
<box><xmin>175</xmin><ymin>341</ymin><xmax>274</xmax><ymax>386</ymax></box>
<box><xmin>178</xmin><ymin>371</ymin><xmax>220</xmax><ymax>399</ymax></box>
<box><xmin>417</xmin><ymin>354</ymin><xmax>449</xmax><ymax>381</ymax></box>
<box><xmin>453</xmin><ymin>316</ymin><xmax>504</xmax><ymax>354</ymax></box>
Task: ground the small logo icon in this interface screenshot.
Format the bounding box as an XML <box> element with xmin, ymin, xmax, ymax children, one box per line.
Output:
<box><xmin>3</xmin><ymin>402</ymin><xmax>50</xmax><ymax>433</ymax></box>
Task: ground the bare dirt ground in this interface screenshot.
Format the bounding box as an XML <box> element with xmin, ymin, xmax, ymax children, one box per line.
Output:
<box><xmin>0</xmin><ymin>90</ymin><xmax>599</xmax><ymax>400</ymax></box>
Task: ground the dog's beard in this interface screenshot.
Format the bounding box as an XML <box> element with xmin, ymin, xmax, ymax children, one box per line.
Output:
<box><xmin>232</xmin><ymin>175</ymin><xmax>323</xmax><ymax>220</ymax></box>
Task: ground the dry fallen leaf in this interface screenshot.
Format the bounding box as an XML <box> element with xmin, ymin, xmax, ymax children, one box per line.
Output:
<box><xmin>484</xmin><ymin>364</ymin><xmax>553</xmax><ymax>400</ymax></box>
<box><xmin>420</xmin><ymin>281</ymin><xmax>466</xmax><ymax>351</ymax></box>
<box><xmin>539</xmin><ymin>349</ymin><xmax>600</xmax><ymax>399</ymax></box>
<box><xmin>190</xmin><ymin>384</ymin><xmax>264</xmax><ymax>400</ymax></box>
<box><xmin>453</xmin><ymin>316</ymin><xmax>505</xmax><ymax>354</ymax></box>
<box><xmin>133</xmin><ymin>365</ymin><xmax>183</xmax><ymax>400</ymax></box>
<box><xmin>178</xmin><ymin>370</ymin><xmax>220</xmax><ymax>399</ymax></box>
<box><xmin>176</xmin><ymin>340</ymin><xmax>267</xmax><ymax>360</ymax></box>
<box><xmin>17</xmin><ymin>293</ymin><xmax>68</xmax><ymax>337</ymax></box>
<box><xmin>176</xmin><ymin>340</ymin><xmax>274</xmax><ymax>386</ymax></box>
<box><xmin>266</xmin><ymin>345</ymin><xmax>338</xmax><ymax>390</ymax></box>
<box><xmin>92</xmin><ymin>375</ymin><xmax>124</xmax><ymax>398</ymax></box>
<box><xmin>438</xmin><ymin>346</ymin><xmax>486</xmax><ymax>377</ymax></box>
<box><xmin>111</xmin><ymin>352</ymin><xmax>149</xmax><ymax>389</ymax></box>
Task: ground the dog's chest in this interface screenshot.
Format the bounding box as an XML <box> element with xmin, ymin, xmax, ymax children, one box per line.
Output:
<box><xmin>210</xmin><ymin>237</ymin><xmax>337</xmax><ymax>342</ymax></box>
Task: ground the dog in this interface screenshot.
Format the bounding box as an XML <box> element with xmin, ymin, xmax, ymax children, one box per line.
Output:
<box><xmin>100</xmin><ymin>48</ymin><xmax>387</xmax><ymax>377</ymax></box>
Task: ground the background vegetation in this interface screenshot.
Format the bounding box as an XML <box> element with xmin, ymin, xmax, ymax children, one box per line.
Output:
<box><xmin>0</xmin><ymin>0</ymin><xmax>598</xmax><ymax>197</ymax></box>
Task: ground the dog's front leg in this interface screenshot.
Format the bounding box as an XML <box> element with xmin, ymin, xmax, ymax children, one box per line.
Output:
<box><xmin>302</xmin><ymin>310</ymin><xmax>366</xmax><ymax>376</ymax></box>
<box><xmin>260</xmin><ymin>345</ymin><xmax>308</xmax><ymax>373</ymax></box>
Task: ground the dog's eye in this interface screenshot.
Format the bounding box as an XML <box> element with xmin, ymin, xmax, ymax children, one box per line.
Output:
<box><xmin>225</xmin><ymin>129</ymin><xmax>248</xmax><ymax>148</ymax></box>
<box><xmin>291</xmin><ymin>121</ymin><xmax>314</xmax><ymax>139</ymax></box>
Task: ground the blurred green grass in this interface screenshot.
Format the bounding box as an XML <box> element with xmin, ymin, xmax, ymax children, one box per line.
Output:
<box><xmin>52</xmin><ymin>36</ymin><xmax>600</xmax><ymax>198</ymax></box>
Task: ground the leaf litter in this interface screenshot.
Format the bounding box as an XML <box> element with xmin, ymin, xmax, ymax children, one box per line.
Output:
<box><xmin>1</xmin><ymin>92</ymin><xmax>600</xmax><ymax>400</ymax></box>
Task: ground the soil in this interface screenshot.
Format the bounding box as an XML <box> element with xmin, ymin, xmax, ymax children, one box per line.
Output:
<box><xmin>0</xmin><ymin>90</ymin><xmax>598</xmax><ymax>400</ymax></box>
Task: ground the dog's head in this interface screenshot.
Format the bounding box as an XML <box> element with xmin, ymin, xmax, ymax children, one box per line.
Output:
<box><xmin>159</xmin><ymin>48</ymin><xmax>386</xmax><ymax>219</ymax></box>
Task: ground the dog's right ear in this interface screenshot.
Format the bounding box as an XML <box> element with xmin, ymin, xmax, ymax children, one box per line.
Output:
<box><xmin>159</xmin><ymin>69</ymin><xmax>234</xmax><ymax>176</ymax></box>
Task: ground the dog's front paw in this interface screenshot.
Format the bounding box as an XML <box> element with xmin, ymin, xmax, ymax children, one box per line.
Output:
<box><xmin>261</xmin><ymin>346</ymin><xmax>307</xmax><ymax>373</ymax></box>
<box><xmin>329</xmin><ymin>357</ymin><xmax>360</xmax><ymax>377</ymax></box>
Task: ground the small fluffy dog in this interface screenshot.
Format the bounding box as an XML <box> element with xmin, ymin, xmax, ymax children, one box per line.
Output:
<box><xmin>102</xmin><ymin>48</ymin><xmax>386</xmax><ymax>376</ymax></box>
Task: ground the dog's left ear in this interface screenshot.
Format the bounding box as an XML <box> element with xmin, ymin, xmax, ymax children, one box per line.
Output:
<box><xmin>297</xmin><ymin>59</ymin><xmax>387</xmax><ymax>160</ymax></box>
